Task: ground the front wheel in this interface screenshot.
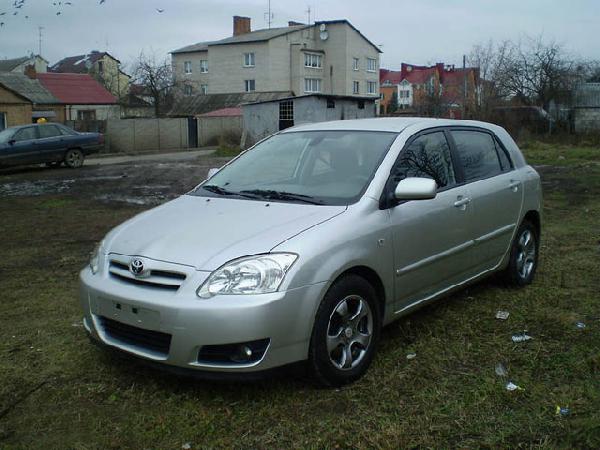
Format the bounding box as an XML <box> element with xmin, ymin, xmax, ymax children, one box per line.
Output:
<box><xmin>503</xmin><ymin>220</ymin><xmax>539</xmax><ymax>286</ymax></box>
<box><xmin>64</xmin><ymin>149</ymin><xmax>85</xmax><ymax>168</ymax></box>
<box><xmin>308</xmin><ymin>274</ymin><xmax>381</xmax><ymax>387</ymax></box>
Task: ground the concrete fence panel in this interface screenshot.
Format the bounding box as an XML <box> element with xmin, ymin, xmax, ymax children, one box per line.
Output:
<box><xmin>105</xmin><ymin>118</ymin><xmax>189</xmax><ymax>153</ymax></box>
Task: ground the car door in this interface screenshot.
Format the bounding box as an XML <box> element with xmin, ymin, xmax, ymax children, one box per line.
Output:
<box><xmin>448</xmin><ymin>128</ymin><xmax>523</xmax><ymax>270</ymax></box>
<box><xmin>5</xmin><ymin>126</ymin><xmax>39</xmax><ymax>166</ymax></box>
<box><xmin>36</xmin><ymin>125</ymin><xmax>66</xmax><ymax>162</ymax></box>
<box><xmin>386</xmin><ymin>129</ymin><xmax>476</xmax><ymax>312</ymax></box>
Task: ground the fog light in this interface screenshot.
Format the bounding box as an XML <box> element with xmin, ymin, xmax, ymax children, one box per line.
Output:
<box><xmin>197</xmin><ymin>338</ymin><xmax>270</xmax><ymax>365</ymax></box>
<box><xmin>231</xmin><ymin>345</ymin><xmax>253</xmax><ymax>363</ymax></box>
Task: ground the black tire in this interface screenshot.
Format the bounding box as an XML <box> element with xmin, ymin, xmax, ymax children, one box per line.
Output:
<box><xmin>503</xmin><ymin>220</ymin><xmax>539</xmax><ymax>286</ymax></box>
<box><xmin>64</xmin><ymin>149</ymin><xmax>85</xmax><ymax>168</ymax></box>
<box><xmin>308</xmin><ymin>274</ymin><xmax>381</xmax><ymax>387</ymax></box>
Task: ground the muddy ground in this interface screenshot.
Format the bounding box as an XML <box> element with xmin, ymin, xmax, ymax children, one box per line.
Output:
<box><xmin>0</xmin><ymin>153</ymin><xmax>232</xmax><ymax>206</ymax></box>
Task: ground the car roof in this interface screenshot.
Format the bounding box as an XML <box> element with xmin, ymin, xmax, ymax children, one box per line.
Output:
<box><xmin>282</xmin><ymin>117</ymin><xmax>502</xmax><ymax>134</ymax></box>
<box><xmin>4</xmin><ymin>123</ymin><xmax>63</xmax><ymax>132</ymax></box>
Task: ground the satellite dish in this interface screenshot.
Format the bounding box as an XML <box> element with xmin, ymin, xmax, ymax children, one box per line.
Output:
<box><xmin>319</xmin><ymin>23</ymin><xmax>327</xmax><ymax>32</ymax></box>
<box><xmin>319</xmin><ymin>31</ymin><xmax>329</xmax><ymax>41</ymax></box>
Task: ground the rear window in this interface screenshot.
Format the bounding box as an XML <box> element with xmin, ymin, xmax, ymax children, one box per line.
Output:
<box><xmin>451</xmin><ymin>131</ymin><xmax>502</xmax><ymax>181</ymax></box>
<box><xmin>38</xmin><ymin>125</ymin><xmax>61</xmax><ymax>139</ymax></box>
<box><xmin>13</xmin><ymin>127</ymin><xmax>37</xmax><ymax>142</ymax></box>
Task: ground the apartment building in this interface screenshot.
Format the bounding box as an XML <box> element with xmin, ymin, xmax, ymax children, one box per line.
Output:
<box><xmin>171</xmin><ymin>16</ymin><xmax>381</xmax><ymax>99</ymax></box>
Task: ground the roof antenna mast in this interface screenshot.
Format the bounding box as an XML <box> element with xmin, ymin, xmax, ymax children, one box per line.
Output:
<box><xmin>38</xmin><ymin>26</ymin><xmax>44</xmax><ymax>56</ymax></box>
<box><xmin>306</xmin><ymin>5</ymin><xmax>311</xmax><ymax>24</ymax></box>
<box><xmin>264</xmin><ymin>0</ymin><xmax>274</xmax><ymax>29</ymax></box>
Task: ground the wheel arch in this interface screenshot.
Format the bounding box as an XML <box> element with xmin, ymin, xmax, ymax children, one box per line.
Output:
<box><xmin>335</xmin><ymin>265</ymin><xmax>387</xmax><ymax>322</ymax></box>
<box><xmin>523</xmin><ymin>210</ymin><xmax>541</xmax><ymax>239</ymax></box>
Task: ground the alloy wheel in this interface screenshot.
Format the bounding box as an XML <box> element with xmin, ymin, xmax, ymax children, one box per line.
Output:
<box><xmin>516</xmin><ymin>229</ymin><xmax>536</xmax><ymax>280</ymax></box>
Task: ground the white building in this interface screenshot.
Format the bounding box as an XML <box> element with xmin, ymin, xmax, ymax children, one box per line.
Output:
<box><xmin>171</xmin><ymin>17</ymin><xmax>381</xmax><ymax>100</ymax></box>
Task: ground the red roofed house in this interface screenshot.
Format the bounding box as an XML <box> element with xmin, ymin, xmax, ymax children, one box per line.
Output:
<box><xmin>37</xmin><ymin>73</ymin><xmax>120</xmax><ymax>121</ymax></box>
<box><xmin>379</xmin><ymin>63</ymin><xmax>480</xmax><ymax>117</ymax></box>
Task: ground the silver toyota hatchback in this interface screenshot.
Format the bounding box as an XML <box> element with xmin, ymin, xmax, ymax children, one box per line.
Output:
<box><xmin>80</xmin><ymin>118</ymin><xmax>542</xmax><ymax>386</ymax></box>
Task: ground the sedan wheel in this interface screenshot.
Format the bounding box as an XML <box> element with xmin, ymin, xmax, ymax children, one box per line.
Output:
<box><xmin>504</xmin><ymin>220</ymin><xmax>539</xmax><ymax>286</ymax></box>
<box><xmin>65</xmin><ymin>149</ymin><xmax>84</xmax><ymax>168</ymax></box>
<box><xmin>309</xmin><ymin>274</ymin><xmax>380</xmax><ymax>386</ymax></box>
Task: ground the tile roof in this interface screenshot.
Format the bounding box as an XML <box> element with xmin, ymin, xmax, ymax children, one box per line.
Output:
<box><xmin>169</xmin><ymin>91</ymin><xmax>293</xmax><ymax>116</ymax></box>
<box><xmin>37</xmin><ymin>73</ymin><xmax>117</xmax><ymax>104</ymax></box>
<box><xmin>0</xmin><ymin>56</ymin><xmax>30</xmax><ymax>72</ymax></box>
<box><xmin>0</xmin><ymin>72</ymin><xmax>58</xmax><ymax>104</ymax></box>
<box><xmin>50</xmin><ymin>51</ymin><xmax>119</xmax><ymax>73</ymax></box>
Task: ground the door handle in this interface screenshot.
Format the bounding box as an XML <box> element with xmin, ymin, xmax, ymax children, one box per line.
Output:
<box><xmin>509</xmin><ymin>180</ymin><xmax>521</xmax><ymax>191</ymax></box>
<box><xmin>454</xmin><ymin>197</ymin><xmax>471</xmax><ymax>208</ymax></box>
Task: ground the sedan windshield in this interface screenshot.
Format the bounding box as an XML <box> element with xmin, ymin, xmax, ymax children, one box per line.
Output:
<box><xmin>193</xmin><ymin>131</ymin><xmax>397</xmax><ymax>205</ymax></box>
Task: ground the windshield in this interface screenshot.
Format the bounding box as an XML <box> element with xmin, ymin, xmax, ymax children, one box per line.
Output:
<box><xmin>0</xmin><ymin>128</ymin><xmax>15</xmax><ymax>144</ymax></box>
<box><xmin>192</xmin><ymin>130</ymin><xmax>397</xmax><ymax>206</ymax></box>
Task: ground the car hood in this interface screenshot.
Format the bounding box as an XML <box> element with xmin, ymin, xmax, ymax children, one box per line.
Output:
<box><xmin>105</xmin><ymin>194</ymin><xmax>346</xmax><ymax>270</ymax></box>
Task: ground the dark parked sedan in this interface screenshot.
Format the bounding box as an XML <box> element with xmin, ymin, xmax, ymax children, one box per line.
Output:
<box><xmin>0</xmin><ymin>123</ymin><xmax>104</xmax><ymax>169</ymax></box>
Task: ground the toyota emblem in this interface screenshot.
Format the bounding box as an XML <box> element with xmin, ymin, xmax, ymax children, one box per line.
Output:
<box><xmin>129</xmin><ymin>258</ymin><xmax>145</xmax><ymax>276</ymax></box>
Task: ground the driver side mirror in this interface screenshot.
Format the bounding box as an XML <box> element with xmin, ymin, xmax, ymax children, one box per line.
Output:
<box><xmin>394</xmin><ymin>177</ymin><xmax>437</xmax><ymax>201</ymax></box>
<box><xmin>8</xmin><ymin>139</ymin><xmax>15</xmax><ymax>146</ymax></box>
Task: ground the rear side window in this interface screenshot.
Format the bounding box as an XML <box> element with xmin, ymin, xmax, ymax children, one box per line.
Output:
<box><xmin>494</xmin><ymin>138</ymin><xmax>513</xmax><ymax>171</ymax></box>
<box><xmin>451</xmin><ymin>131</ymin><xmax>502</xmax><ymax>181</ymax></box>
<box><xmin>393</xmin><ymin>131</ymin><xmax>456</xmax><ymax>189</ymax></box>
<box><xmin>38</xmin><ymin>125</ymin><xmax>61</xmax><ymax>138</ymax></box>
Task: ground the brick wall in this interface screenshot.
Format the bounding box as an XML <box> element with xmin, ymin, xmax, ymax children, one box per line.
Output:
<box><xmin>0</xmin><ymin>85</ymin><xmax>33</xmax><ymax>126</ymax></box>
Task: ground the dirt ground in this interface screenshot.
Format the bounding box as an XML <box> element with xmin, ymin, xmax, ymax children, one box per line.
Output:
<box><xmin>0</xmin><ymin>153</ymin><xmax>231</xmax><ymax>206</ymax></box>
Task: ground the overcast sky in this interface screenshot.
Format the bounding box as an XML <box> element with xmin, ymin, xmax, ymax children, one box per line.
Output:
<box><xmin>0</xmin><ymin>0</ymin><xmax>598</xmax><ymax>72</ymax></box>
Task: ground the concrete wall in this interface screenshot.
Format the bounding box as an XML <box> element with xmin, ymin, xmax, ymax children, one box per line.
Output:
<box><xmin>0</xmin><ymin>85</ymin><xmax>32</xmax><ymax>127</ymax></box>
<box><xmin>574</xmin><ymin>108</ymin><xmax>600</xmax><ymax>133</ymax></box>
<box><xmin>198</xmin><ymin>115</ymin><xmax>243</xmax><ymax>146</ymax></box>
<box><xmin>242</xmin><ymin>96</ymin><xmax>376</xmax><ymax>147</ymax></box>
<box><xmin>105</xmin><ymin>118</ymin><xmax>188</xmax><ymax>153</ymax></box>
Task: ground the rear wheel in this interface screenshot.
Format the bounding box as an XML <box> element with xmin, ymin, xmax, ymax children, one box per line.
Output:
<box><xmin>64</xmin><ymin>149</ymin><xmax>84</xmax><ymax>168</ymax></box>
<box><xmin>503</xmin><ymin>220</ymin><xmax>539</xmax><ymax>286</ymax></box>
<box><xmin>308</xmin><ymin>274</ymin><xmax>381</xmax><ymax>387</ymax></box>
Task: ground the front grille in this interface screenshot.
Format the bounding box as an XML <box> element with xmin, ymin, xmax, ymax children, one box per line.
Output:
<box><xmin>99</xmin><ymin>316</ymin><xmax>172</xmax><ymax>356</ymax></box>
<box><xmin>108</xmin><ymin>259</ymin><xmax>187</xmax><ymax>291</ymax></box>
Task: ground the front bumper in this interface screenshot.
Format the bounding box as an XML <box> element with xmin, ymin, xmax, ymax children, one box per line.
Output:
<box><xmin>80</xmin><ymin>267</ymin><xmax>327</xmax><ymax>373</ymax></box>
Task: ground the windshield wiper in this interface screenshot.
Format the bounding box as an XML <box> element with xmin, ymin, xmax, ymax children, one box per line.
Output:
<box><xmin>239</xmin><ymin>189</ymin><xmax>323</xmax><ymax>205</ymax></box>
<box><xmin>201</xmin><ymin>184</ymin><xmax>260</xmax><ymax>199</ymax></box>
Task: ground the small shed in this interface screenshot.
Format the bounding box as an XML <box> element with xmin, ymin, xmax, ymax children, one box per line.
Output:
<box><xmin>241</xmin><ymin>94</ymin><xmax>377</xmax><ymax>148</ymax></box>
<box><xmin>573</xmin><ymin>83</ymin><xmax>600</xmax><ymax>133</ymax></box>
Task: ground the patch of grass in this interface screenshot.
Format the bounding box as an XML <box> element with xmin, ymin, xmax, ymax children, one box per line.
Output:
<box><xmin>213</xmin><ymin>145</ymin><xmax>242</xmax><ymax>158</ymax></box>
<box><xmin>1</xmin><ymin>151</ymin><xmax>600</xmax><ymax>448</ymax></box>
<box><xmin>520</xmin><ymin>141</ymin><xmax>600</xmax><ymax>166</ymax></box>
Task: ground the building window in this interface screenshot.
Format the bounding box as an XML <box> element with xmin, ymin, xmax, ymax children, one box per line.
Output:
<box><xmin>279</xmin><ymin>100</ymin><xmax>294</xmax><ymax>121</ymax></box>
<box><xmin>353</xmin><ymin>81</ymin><xmax>360</xmax><ymax>94</ymax></box>
<box><xmin>244</xmin><ymin>79</ymin><xmax>256</xmax><ymax>92</ymax></box>
<box><xmin>367</xmin><ymin>58</ymin><xmax>377</xmax><ymax>72</ymax></box>
<box><xmin>243</xmin><ymin>53</ymin><xmax>255</xmax><ymax>67</ymax></box>
<box><xmin>97</xmin><ymin>60</ymin><xmax>104</xmax><ymax>73</ymax></box>
<box><xmin>77</xmin><ymin>110</ymin><xmax>96</xmax><ymax>121</ymax></box>
<box><xmin>199</xmin><ymin>60</ymin><xmax>208</xmax><ymax>73</ymax></box>
<box><xmin>352</xmin><ymin>57</ymin><xmax>359</xmax><ymax>71</ymax></box>
<box><xmin>200</xmin><ymin>84</ymin><xmax>208</xmax><ymax>95</ymax></box>
<box><xmin>184</xmin><ymin>84</ymin><xmax>193</xmax><ymax>96</ymax></box>
<box><xmin>327</xmin><ymin>98</ymin><xmax>335</xmax><ymax>108</ymax></box>
<box><xmin>358</xmin><ymin>100</ymin><xmax>365</xmax><ymax>110</ymax></box>
<box><xmin>184</xmin><ymin>61</ymin><xmax>192</xmax><ymax>74</ymax></box>
<box><xmin>304</xmin><ymin>53</ymin><xmax>322</xmax><ymax>68</ymax></box>
<box><xmin>367</xmin><ymin>81</ymin><xmax>377</xmax><ymax>94</ymax></box>
<box><xmin>304</xmin><ymin>78</ymin><xmax>321</xmax><ymax>93</ymax></box>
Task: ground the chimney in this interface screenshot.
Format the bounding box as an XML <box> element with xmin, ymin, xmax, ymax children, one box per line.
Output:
<box><xmin>24</xmin><ymin>64</ymin><xmax>37</xmax><ymax>79</ymax></box>
<box><xmin>233</xmin><ymin>16</ymin><xmax>251</xmax><ymax>36</ymax></box>
<box><xmin>288</xmin><ymin>21</ymin><xmax>304</xmax><ymax>26</ymax></box>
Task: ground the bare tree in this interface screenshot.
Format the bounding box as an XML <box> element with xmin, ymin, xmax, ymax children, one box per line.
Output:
<box><xmin>131</xmin><ymin>52</ymin><xmax>174</xmax><ymax>117</ymax></box>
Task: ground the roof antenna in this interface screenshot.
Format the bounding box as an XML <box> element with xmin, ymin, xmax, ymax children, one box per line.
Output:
<box><xmin>305</xmin><ymin>5</ymin><xmax>311</xmax><ymax>24</ymax></box>
<box><xmin>264</xmin><ymin>0</ymin><xmax>274</xmax><ymax>28</ymax></box>
<box><xmin>38</xmin><ymin>26</ymin><xmax>44</xmax><ymax>56</ymax></box>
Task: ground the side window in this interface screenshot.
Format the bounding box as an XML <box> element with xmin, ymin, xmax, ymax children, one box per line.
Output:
<box><xmin>393</xmin><ymin>131</ymin><xmax>456</xmax><ymax>189</ymax></box>
<box><xmin>38</xmin><ymin>125</ymin><xmax>61</xmax><ymax>139</ymax></box>
<box><xmin>13</xmin><ymin>127</ymin><xmax>37</xmax><ymax>142</ymax></box>
<box><xmin>494</xmin><ymin>138</ymin><xmax>513</xmax><ymax>171</ymax></box>
<box><xmin>451</xmin><ymin>131</ymin><xmax>502</xmax><ymax>181</ymax></box>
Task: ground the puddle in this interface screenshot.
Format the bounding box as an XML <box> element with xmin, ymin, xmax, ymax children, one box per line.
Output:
<box><xmin>94</xmin><ymin>194</ymin><xmax>167</xmax><ymax>206</ymax></box>
<box><xmin>0</xmin><ymin>179</ymin><xmax>76</xmax><ymax>196</ymax></box>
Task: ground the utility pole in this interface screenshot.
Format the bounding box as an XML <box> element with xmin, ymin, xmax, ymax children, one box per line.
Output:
<box><xmin>462</xmin><ymin>54</ymin><xmax>467</xmax><ymax>119</ymax></box>
<box><xmin>38</xmin><ymin>26</ymin><xmax>44</xmax><ymax>56</ymax></box>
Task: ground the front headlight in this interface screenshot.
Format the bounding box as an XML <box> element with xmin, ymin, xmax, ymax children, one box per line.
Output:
<box><xmin>89</xmin><ymin>241</ymin><xmax>104</xmax><ymax>274</ymax></box>
<box><xmin>197</xmin><ymin>253</ymin><xmax>298</xmax><ymax>298</ymax></box>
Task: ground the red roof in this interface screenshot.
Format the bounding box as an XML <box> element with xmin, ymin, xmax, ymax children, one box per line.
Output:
<box><xmin>198</xmin><ymin>107</ymin><xmax>242</xmax><ymax>117</ymax></box>
<box><xmin>37</xmin><ymin>73</ymin><xmax>117</xmax><ymax>105</ymax></box>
